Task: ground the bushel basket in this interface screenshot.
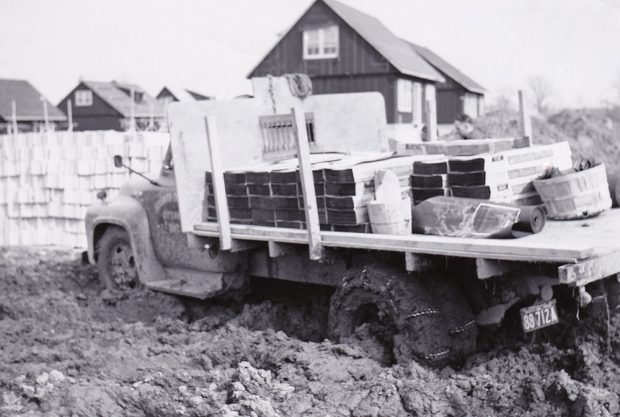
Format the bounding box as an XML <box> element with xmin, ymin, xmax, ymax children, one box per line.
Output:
<box><xmin>532</xmin><ymin>163</ymin><xmax>612</xmax><ymax>220</ymax></box>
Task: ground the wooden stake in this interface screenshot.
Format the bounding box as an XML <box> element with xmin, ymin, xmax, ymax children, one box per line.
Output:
<box><xmin>518</xmin><ymin>90</ymin><xmax>532</xmax><ymax>143</ymax></box>
<box><xmin>204</xmin><ymin>116</ymin><xmax>232</xmax><ymax>251</ymax></box>
<box><xmin>291</xmin><ymin>106</ymin><xmax>323</xmax><ymax>260</ymax></box>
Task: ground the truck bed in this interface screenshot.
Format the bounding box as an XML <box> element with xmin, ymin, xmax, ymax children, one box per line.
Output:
<box><xmin>194</xmin><ymin>208</ymin><xmax>620</xmax><ymax>286</ymax></box>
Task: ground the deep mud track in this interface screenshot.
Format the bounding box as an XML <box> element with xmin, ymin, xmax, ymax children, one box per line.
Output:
<box><xmin>1</xmin><ymin>247</ymin><xmax>620</xmax><ymax>416</ymax></box>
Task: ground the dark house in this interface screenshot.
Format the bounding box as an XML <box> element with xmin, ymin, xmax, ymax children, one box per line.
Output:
<box><xmin>57</xmin><ymin>80</ymin><xmax>166</xmax><ymax>131</ymax></box>
<box><xmin>0</xmin><ymin>78</ymin><xmax>66</xmax><ymax>133</ymax></box>
<box><xmin>249</xmin><ymin>0</ymin><xmax>484</xmax><ymax>124</ymax></box>
<box><xmin>156</xmin><ymin>86</ymin><xmax>212</xmax><ymax>103</ymax></box>
<box><xmin>404</xmin><ymin>42</ymin><xmax>485</xmax><ymax>123</ymax></box>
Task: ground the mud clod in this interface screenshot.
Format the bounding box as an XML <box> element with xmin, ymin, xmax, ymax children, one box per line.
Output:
<box><xmin>2</xmin><ymin>247</ymin><xmax>620</xmax><ymax>416</ymax></box>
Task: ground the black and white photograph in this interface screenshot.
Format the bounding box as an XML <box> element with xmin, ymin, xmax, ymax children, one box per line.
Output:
<box><xmin>2</xmin><ymin>0</ymin><xmax>620</xmax><ymax>415</ymax></box>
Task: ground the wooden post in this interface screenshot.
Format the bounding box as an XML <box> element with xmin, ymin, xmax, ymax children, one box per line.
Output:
<box><xmin>291</xmin><ymin>106</ymin><xmax>323</xmax><ymax>260</ymax></box>
<box><xmin>518</xmin><ymin>90</ymin><xmax>532</xmax><ymax>144</ymax></box>
<box><xmin>424</xmin><ymin>100</ymin><xmax>437</xmax><ymax>142</ymax></box>
<box><xmin>204</xmin><ymin>116</ymin><xmax>232</xmax><ymax>251</ymax></box>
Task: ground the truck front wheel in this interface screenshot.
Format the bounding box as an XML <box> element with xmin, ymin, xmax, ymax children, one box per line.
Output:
<box><xmin>96</xmin><ymin>226</ymin><xmax>140</xmax><ymax>291</ymax></box>
<box><xmin>328</xmin><ymin>263</ymin><xmax>451</xmax><ymax>367</ymax></box>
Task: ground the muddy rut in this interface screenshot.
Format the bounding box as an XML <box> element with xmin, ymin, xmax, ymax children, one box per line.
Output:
<box><xmin>1</xmin><ymin>247</ymin><xmax>619</xmax><ymax>416</ymax></box>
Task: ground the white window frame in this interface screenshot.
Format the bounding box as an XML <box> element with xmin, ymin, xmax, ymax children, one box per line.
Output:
<box><xmin>303</xmin><ymin>25</ymin><xmax>339</xmax><ymax>60</ymax></box>
<box><xmin>397</xmin><ymin>79</ymin><xmax>413</xmax><ymax>113</ymax></box>
<box><xmin>75</xmin><ymin>90</ymin><xmax>93</xmax><ymax>107</ymax></box>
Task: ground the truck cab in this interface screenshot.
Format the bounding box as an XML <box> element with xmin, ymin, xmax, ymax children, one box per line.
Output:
<box><xmin>85</xmin><ymin>145</ymin><xmax>248</xmax><ymax>298</ymax></box>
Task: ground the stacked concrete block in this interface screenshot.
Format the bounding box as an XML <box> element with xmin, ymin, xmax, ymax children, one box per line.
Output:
<box><xmin>0</xmin><ymin>131</ymin><xmax>169</xmax><ymax>247</ymax></box>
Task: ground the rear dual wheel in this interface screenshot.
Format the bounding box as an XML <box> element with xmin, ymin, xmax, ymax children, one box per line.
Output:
<box><xmin>328</xmin><ymin>263</ymin><xmax>457</xmax><ymax>367</ymax></box>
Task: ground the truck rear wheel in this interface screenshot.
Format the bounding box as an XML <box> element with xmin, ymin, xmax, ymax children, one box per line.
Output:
<box><xmin>425</xmin><ymin>277</ymin><xmax>478</xmax><ymax>363</ymax></box>
<box><xmin>328</xmin><ymin>263</ymin><xmax>451</xmax><ymax>367</ymax></box>
<box><xmin>96</xmin><ymin>226</ymin><xmax>140</xmax><ymax>291</ymax></box>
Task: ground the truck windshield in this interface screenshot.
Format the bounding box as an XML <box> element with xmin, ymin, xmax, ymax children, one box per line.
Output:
<box><xmin>163</xmin><ymin>146</ymin><xmax>174</xmax><ymax>170</ymax></box>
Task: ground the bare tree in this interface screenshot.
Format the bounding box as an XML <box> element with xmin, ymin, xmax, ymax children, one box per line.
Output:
<box><xmin>527</xmin><ymin>76</ymin><xmax>554</xmax><ymax>115</ymax></box>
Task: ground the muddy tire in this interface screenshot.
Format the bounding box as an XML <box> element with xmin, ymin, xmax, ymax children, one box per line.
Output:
<box><xmin>96</xmin><ymin>226</ymin><xmax>141</xmax><ymax>291</ymax></box>
<box><xmin>328</xmin><ymin>263</ymin><xmax>451</xmax><ymax>367</ymax></box>
<box><xmin>425</xmin><ymin>278</ymin><xmax>478</xmax><ymax>363</ymax></box>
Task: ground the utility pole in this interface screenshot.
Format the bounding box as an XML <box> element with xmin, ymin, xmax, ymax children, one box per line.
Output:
<box><xmin>129</xmin><ymin>87</ymin><xmax>136</xmax><ymax>132</ymax></box>
<box><xmin>11</xmin><ymin>100</ymin><xmax>18</xmax><ymax>135</ymax></box>
<box><xmin>42</xmin><ymin>97</ymin><xmax>50</xmax><ymax>132</ymax></box>
<box><xmin>67</xmin><ymin>99</ymin><xmax>73</xmax><ymax>132</ymax></box>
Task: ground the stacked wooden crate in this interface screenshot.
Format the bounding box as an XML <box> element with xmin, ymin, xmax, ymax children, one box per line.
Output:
<box><xmin>411</xmin><ymin>159</ymin><xmax>451</xmax><ymax>205</ymax></box>
<box><xmin>204</xmin><ymin>154</ymin><xmax>432</xmax><ymax>232</ymax></box>
<box><xmin>0</xmin><ymin>131</ymin><xmax>168</xmax><ymax>247</ymax></box>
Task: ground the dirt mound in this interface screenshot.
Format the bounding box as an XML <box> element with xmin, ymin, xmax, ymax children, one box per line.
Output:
<box><xmin>478</xmin><ymin>108</ymin><xmax>620</xmax><ymax>171</ymax></box>
<box><xmin>2</xmin><ymin>248</ymin><xmax>620</xmax><ymax>416</ymax></box>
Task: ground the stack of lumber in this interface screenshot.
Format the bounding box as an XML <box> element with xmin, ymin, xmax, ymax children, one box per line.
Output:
<box><xmin>448</xmin><ymin>142</ymin><xmax>573</xmax><ymax>205</ymax></box>
<box><xmin>0</xmin><ymin>131</ymin><xmax>168</xmax><ymax>247</ymax></box>
<box><xmin>204</xmin><ymin>154</ymin><xmax>437</xmax><ymax>232</ymax></box>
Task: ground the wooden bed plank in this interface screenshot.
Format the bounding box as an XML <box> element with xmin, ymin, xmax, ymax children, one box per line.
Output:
<box><xmin>193</xmin><ymin>223</ymin><xmax>591</xmax><ymax>262</ymax></box>
<box><xmin>193</xmin><ymin>209</ymin><xmax>620</xmax><ymax>265</ymax></box>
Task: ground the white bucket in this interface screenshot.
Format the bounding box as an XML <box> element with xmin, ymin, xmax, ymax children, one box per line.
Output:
<box><xmin>368</xmin><ymin>197</ymin><xmax>411</xmax><ymax>235</ymax></box>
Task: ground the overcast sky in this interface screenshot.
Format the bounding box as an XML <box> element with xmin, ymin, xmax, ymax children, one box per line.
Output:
<box><xmin>1</xmin><ymin>0</ymin><xmax>619</xmax><ymax>108</ymax></box>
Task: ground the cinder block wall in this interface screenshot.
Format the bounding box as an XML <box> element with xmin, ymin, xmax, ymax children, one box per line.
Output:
<box><xmin>0</xmin><ymin>131</ymin><xmax>169</xmax><ymax>247</ymax></box>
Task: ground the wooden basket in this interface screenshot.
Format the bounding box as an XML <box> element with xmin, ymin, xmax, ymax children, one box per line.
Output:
<box><xmin>532</xmin><ymin>163</ymin><xmax>612</xmax><ymax>220</ymax></box>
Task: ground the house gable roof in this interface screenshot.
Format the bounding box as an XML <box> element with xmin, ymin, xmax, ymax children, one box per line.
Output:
<box><xmin>79</xmin><ymin>80</ymin><xmax>166</xmax><ymax>118</ymax></box>
<box><xmin>0</xmin><ymin>78</ymin><xmax>66</xmax><ymax>122</ymax></box>
<box><xmin>157</xmin><ymin>86</ymin><xmax>213</xmax><ymax>102</ymax></box>
<box><xmin>404</xmin><ymin>41</ymin><xmax>486</xmax><ymax>94</ymax></box>
<box><xmin>248</xmin><ymin>0</ymin><xmax>444</xmax><ymax>83</ymax></box>
<box><xmin>322</xmin><ymin>0</ymin><xmax>443</xmax><ymax>82</ymax></box>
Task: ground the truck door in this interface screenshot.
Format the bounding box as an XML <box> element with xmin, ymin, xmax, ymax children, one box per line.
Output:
<box><xmin>141</xmin><ymin>146</ymin><xmax>241</xmax><ymax>272</ymax></box>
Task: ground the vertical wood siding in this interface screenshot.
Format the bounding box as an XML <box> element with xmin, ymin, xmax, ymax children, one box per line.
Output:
<box><xmin>250</xmin><ymin>1</ymin><xmax>392</xmax><ymax>78</ymax></box>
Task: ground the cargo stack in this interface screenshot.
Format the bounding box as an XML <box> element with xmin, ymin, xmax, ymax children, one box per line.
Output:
<box><xmin>447</xmin><ymin>142</ymin><xmax>573</xmax><ymax>205</ymax></box>
<box><xmin>204</xmin><ymin>154</ymin><xmax>435</xmax><ymax>232</ymax></box>
<box><xmin>0</xmin><ymin>131</ymin><xmax>168</xmax><ymax>247</ymax></box>
<box><xmin>410</xmin><ymin>159</ymin><xmax>451</xmax><ymax>205</ymax></box>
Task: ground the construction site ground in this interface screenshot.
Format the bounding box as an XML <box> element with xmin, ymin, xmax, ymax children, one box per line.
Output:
<box><xmin>1</xmin><ymin>246</ymin><xmax>620</xmax><ymax>417</ymax></box>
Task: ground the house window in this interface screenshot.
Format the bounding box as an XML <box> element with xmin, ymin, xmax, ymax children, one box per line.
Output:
<box><xmin>75</xmin><ymin>90</ymin><xmax>93</xmax><ymax>107</ymax></box>
<box><xmin>303</xmin><ymin>25</ymin><xmax>339</xmax><ymax>59</ymax></box>
<box><xmin>397</xmin><ymin>79</ymin><xmax>412</xmax><ymax>113</ymax></box>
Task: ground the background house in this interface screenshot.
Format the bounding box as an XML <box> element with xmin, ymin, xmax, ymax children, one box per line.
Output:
<box><xmin>156</xmin><ymin>86</ymin><xmax>212</xmax><ymax>103</ymax></box>
<box><xmin>0</xmin><ymin>78</ymin><xmax>66</xmax><ymax>133</ymax></box>
<box><xmin>249</xmin><ymin>0</ymin><xmax>484</xmax><ymax>125</ymax></box>
<box><xmin>57</xmin><ymin>80</ymin><xmax>166</xmax><ymax>131</ymax></box>
<box><xmin>404</xmin><ymin>42</ymin><xmax>485</xmax><ymax>123</ymax></box>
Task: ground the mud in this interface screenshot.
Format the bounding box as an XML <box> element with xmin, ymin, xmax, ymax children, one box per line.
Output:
<box><xmin>1</xmin><ymin>247</ymin><xmax>620</xmax><ymax>416</ymax></box>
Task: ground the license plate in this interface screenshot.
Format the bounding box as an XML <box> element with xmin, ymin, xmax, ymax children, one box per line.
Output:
<box><xmin>520</xmin><ymin>300</ymin><xmax>559</xmax><ymax>333</ymax></box>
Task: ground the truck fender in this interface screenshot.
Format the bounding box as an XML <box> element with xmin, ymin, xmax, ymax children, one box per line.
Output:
<box><xmin>85</xmin><ymin>196</ymin><xmax>167</xmax><ymax>284</ymax></box>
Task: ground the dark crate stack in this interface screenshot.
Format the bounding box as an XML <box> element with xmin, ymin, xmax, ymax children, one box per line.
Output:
<box><xmin>204</xmin><ymin>158</ymin><xmax>417</xmax><ymax>233</ymax></box>
<box><xmin>411</xmin><ymin>160</ymin><xmax>451</xmax><ymax>205</ymax></box>
<box><xmin>410</xmin><ymin>143</ymin><xmax>572</xmax><ymax>206</ymax></box>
